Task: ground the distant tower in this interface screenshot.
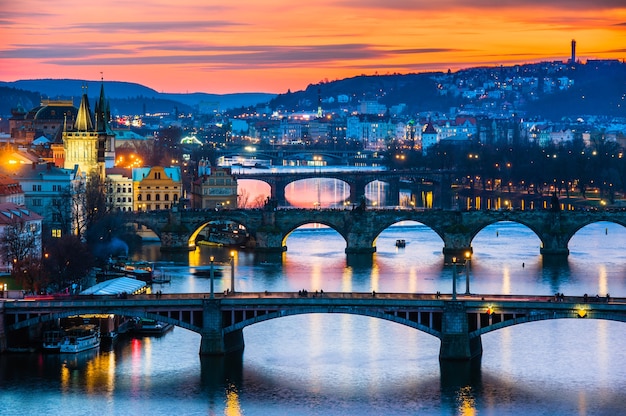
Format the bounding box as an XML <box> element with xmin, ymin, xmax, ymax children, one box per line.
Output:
<box><xmin>570</xmin><ymin>39</ymin><xmax>576</xmax><ymax>65</ymax></box>
<box><xmin>317</xmin><ymin>88</ymin><xmax>323</xmax><ymax>118</ymax></box>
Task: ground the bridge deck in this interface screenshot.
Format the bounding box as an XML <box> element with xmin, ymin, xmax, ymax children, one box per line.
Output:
<box><xmin>3</xmin><ymin>291</ymin><xmax>624</xmax><ymax>308</ymax></box>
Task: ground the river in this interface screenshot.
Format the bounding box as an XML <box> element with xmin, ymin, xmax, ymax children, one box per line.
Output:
<box><xmin>2</xmin><ymin>177</ymin><xmax>626</xmax><ymax>415</ymax></box>
<box><xmin>2</xmin><ymin>222</ymin><xmax>626</xmax><ymax>415</ymax></box>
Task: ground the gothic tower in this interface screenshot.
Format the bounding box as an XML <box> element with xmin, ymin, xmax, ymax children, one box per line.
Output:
<box><xmin>62</xmin><ymin>83</ymin><xmax>115</xmax><ymax>180</ymax></box>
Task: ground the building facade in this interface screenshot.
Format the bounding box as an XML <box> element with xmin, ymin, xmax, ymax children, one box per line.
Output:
<box><xmin>11</xmin><ymin>163</ymin><xmax>84</xmax><ymax>239</ymax></box>
<box><xmin>132</xmin><ymin>166</ymin><xmax>182</xmax><ymax>211</ymax></box>
<box><xmin>105</xmin><ymin>168</ymin><xmax>134</xmax><ymax>212</ymax></box>
<box><xmin>190</xmin><ymin>159</ymin><xmax>237</xmax><ymax>210</ymax></box>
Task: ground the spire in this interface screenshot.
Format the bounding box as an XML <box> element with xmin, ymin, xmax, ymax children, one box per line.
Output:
<box><xmin>74</xmin><ymin>85</ymin><xmax>93</xmax><ymax>131</ymax></box>
<box><xmin>95</xmin><ymin>77</ymin><xmax>110</xmax><ymax>132</ymax></box>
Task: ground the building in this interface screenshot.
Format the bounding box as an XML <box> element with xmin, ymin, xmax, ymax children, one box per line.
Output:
<box><xmin>0</xmin><ymin>174</ymin><xmax>25</xmax><ymax>205</ymax></box>
<box><xmin>132</xmin><ymin>166</ymin><xmax>182</xmax><ymax>211</ymax></box>
<box><xmin>9</xmin><ymin>100</ymin><xmax>78</xmax><ymax>145</ymax></box>
<box><xmin>61</xmin><ymin>84</ymin><xmax>115</xmax><ymax>179</ymax></box>
<box><xmin>190</xmin><ymin>159</ymin><xmax>237</xmax><ymax>210</ymax></box>
<box><xmin>0</xmin><ymin>202</ymin><xmax>43</xmax><ymax>271</ymax></box>
<box><xmin>420</xmin><ymin>122</ymin><xmax>439</xmax><ymax>155</ymax></box>
<box><xmin>105</xmin><ymin>168</ymin><xmax>134</xmax><ymax>212</ymax></box>
<box><xmin>10</xmin><ymin>163</ymin><xmax>84</xmax><ymax>239</ymax></box>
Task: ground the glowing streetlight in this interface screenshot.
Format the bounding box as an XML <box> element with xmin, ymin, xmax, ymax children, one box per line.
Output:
<box><xmin>452</xmin><ymin>257</ymin><xmax>458</xmax><ymax>300</ymax></box>
<box><xmin>464</xmin><ymin>251</ymin><xmax>471</xmax><ymax>295</ymax></box>
<box><xmin>209</xmin><ymin>256</ymin><xmax>215</xmax><ymax>298</ymax></box>
<box><xmin>230</xmin><ymin>251</ymin><xmax>236</xmax><ymax>293</ymax></box>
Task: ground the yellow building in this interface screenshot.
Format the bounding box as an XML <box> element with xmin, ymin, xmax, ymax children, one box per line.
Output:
<box><xmin>132</xmin><ymin>166</ymin><xmax>182</xmax><ymax>211</ymax></box>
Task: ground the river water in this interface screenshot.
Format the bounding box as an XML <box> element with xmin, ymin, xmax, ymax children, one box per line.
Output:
<box><xmin>2</xmin><ymin>181</ymin><xmax>626</xmax><ymax>415</ymax></box>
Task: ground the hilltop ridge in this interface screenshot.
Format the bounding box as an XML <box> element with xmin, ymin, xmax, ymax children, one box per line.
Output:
<box><xmin>1</xmin><ymin>59</ymin><xmax>624</xmax><ymax>120</ymax></box>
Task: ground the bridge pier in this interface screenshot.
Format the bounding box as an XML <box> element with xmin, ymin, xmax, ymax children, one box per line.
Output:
<box><xmin>442</xmin><ymin>247</ymin><xmax>473</xmax><ymax>264</ymax></box>
<box><xmin>199</xmin><ymin>299</ymin><xmax>245</xmax><ymax>355</ymax></box>
<box><xmin>345</xmin><ymin>231</ymin><xmax>376</xmax><ymax>254</ymax></box>
<box><xmin>539</xmin><ymin>247</ymin><xmax>570</xmax><ymax>257</ymax></box>
<box><xmin>439</xmin><ymin>301</ymin><xmax>482</xmax><ymax>361</ymax></box>
<box><xmin>160</xmin><ymin>231</ymin><xmax>195</xmax><ymax>252</ymax></box>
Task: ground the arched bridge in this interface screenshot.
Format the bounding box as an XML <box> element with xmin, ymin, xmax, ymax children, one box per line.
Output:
<box><xmin>127</xmin><ymin>208</ymin><xmax>626</xmax><ymax>261</ymax></box>
<box><xmin>2</xmin><ymin>293</ymin><xmax>625</xmax><ymax>360</ymax></box>
<box><xmin>233</xmin><ymin>169</ymin><xmax>451</xmax><ymax>207</ymax></box>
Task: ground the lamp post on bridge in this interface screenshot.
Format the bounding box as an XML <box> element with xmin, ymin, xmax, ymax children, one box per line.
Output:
<box><xmin>230</xmin><ymin>251</ymin><xmax>236</xmax><ymax>293</ymax></box>
<box><xmin>464</xmin><ymin>251</ymin><xmax>471</xmax><ymax>295</ymax></box>
<box><xmin>452</xmin><ymin>257</ymin><xmax>457</xmax><ymax>300</ymax></box>
<box><xmin>209</xmin><ymin>256</ymin><xmax>215</xmax><ymax>299</ymax></box>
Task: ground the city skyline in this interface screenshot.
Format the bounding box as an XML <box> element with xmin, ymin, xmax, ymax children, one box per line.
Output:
<box><xmin>2</xmin><ymin>1</ymin><xmax>625</xmax><ymax>95</ymax></box>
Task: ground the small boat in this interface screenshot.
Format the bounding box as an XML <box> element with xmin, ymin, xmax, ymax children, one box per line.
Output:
<box><xmin>132</xmin><ymin>318</ymin><xmax>173</xmax><ymax>336</ymax></box>
<box><xmin>193</xmin><ymin>267</ymin><xmax>224</xmax><ymax>278</ymax></box>
<box><xmin>42</xmin><ymin>330</ymin><xmax>64</xmax><ymax>352</ymax></box>
<box><xmin>151</xmin><ymin>274</ymin><xmax>171</xmax><ymax>284</ymax></box>
<box><xmin>110</xmin><ymin>258</ymin><xmax>154</xmax><ymax>282</ymax></box>
<box><xmin>395</xmin><ymin>239</ymin><xmax>406</xmax><ymax>248</ymax></box>
<box><xmin>59</xmin><ymin>325</ymin><xmax>100</xmax><ymax>353</ymax></box>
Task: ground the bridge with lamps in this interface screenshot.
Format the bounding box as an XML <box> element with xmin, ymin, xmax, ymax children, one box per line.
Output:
<box><xmin>2</xmin><ymin>291</ymin><xmax>624</xmax><ymax>361</ymax></box>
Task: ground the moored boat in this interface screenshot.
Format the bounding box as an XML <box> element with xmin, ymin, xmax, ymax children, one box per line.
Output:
<box><xmin>132</xmin><ymin>318</ymin><xmax>173</xmax><ymax>336</ymax></box>
<box><xmin>59</xmin><ymin>325</ymin><xmax>100</xmax><ymax>353</ymax></box>
<box><xmin>110</xmin><ymin>258</ymin><xmax>154</xmax><ymax>282</ymax></box>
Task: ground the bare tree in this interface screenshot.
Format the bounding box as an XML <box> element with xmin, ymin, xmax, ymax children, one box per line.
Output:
<box><xmin>0</xmin><ymin>219</ymin><xmax>44</xmax><ymax>292</ymax></box>
<box><xmin>0</xmin><ymin>219</ymin><xmax>40</xmax><ymax>266</ymax></box>
<box><xmin>49</xmin><ymin>172</ymin><xmax>109</xmax><ymax>241</ymax></box>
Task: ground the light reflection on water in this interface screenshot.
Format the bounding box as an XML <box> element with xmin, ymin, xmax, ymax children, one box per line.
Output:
<box><xmin>2</xmin><ymin>221</ymin><xmax>626</xmax><ymax>415</ymax></box>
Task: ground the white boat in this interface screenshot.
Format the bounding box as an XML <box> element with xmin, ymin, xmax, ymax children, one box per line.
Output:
<box><xmin>59</xmin><ymin>325</ymin><xmax>100</xmax><ymax>353</ymax></box>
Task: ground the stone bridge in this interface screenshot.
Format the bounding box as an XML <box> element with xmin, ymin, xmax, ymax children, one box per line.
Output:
<box><xmin>233</xmin><ymin>169</ymin><xmax>452</xmax><ymax>207</ymax></box>
<box><xmin>2</xmin><ymin>293</ymin><xmax>625</xmax><ymax>361</ymax></box>
<box><xmin>126</xmin><ymin>208</ymin><xmax>626</xmax><ymax>261</ymax></box>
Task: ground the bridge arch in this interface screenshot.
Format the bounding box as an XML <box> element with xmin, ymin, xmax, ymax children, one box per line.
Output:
<box><xmin>371</xmin><ymin>219</ymin><xmax>444</xmax><ymax>251</ymax></box>
<box><xmin>222</xmin><ymin>307</ymin><xmax>442</xmax><ymax>339</ymax></box>
<box><xmin>6</xmin><ymin>309</ymin><xmax>202</xmax><ymax>334</ymax></box>
<box><xmin>280</xmin><ymin>222</ymin><xmax>348</xmax><ymax>249</ymax></box>
<box><xmin>467</xmin><ymin>219</ymin><xmax>543</xmax><ymax>248</ymax></box>
<box><xmin>470</xmin><ymin>310</ymin><xmax>626</xmax><ymax>338</ymax></box>
<box><xmin>284</xmin><ymin>177</ymin><xmax>350</xmax><ymax>208</ymax></box>
<box><xmin>187</xmin><ymin>219</ymin><xmax>250</xmax><ymax>247</ymax></box>
<box><xmin>565</xmin><ymin>219</ymin><xmax>626</xmax><ymax>248</ymax></box>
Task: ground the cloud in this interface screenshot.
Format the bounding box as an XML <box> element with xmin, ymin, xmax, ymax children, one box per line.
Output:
<box><xmin>39</xmin><ymin>44</ymin><xmax>389</xmax><ymax>68</ymax></box>
<box><xmin>7</xmin><ymin>41</ymin><xmax>439</xmax><ymax>68</ymax></box>
<box><xmin>66</xmin><ymin>19</ymin><xmax>243</xmax><ymax>33</ymax></box>
<box><xmin>1</xmin><ymin>45</ymin><xmax>130</xmax><ymax>59</ymax></box>
<box><xmin>336</xmin><ymin>0</ymin><xmax>626</xmax><ymax>10</ymax></box>
<box><xmin>392</xmin><ymin>48</ymin><xmax>464</xmax><ymax>55</ymax></box>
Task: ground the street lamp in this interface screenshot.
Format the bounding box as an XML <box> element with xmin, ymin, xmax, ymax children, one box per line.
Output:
<box><xmin>209</xmin><ymin>256</ymin><xmax>215</xmax><ymax>298</ymax></box>
<box><xmin>452</xmin><ymin>257</ymin><xmax>457</xmax><ymax>300</ymax></box>
<box><xmin>230</xmin><ymin>251</ymin><xmax>236</xmax><ymax>293</ymax></box>
<box><xmin>464</xmin><ymin>251</ymin><xmax>471</xmax><ymax>295</ymax></box>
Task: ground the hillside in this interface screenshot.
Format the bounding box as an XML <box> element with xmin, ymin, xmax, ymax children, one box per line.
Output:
<box><xmin>0</xmin><ymin>79</ymin><xmax>276</xmax><ymax>115</ymax></box>
<box><xmin>2</xmin><ymin>61</ymin><xmax>624</xmax><ymax>119</ymax></box>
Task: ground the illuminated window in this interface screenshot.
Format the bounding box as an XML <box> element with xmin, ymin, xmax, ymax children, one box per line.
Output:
<box><xmin>52</xmin><ymin>229</ymin><xmax>62</xmax><ymax>238</ymax></box>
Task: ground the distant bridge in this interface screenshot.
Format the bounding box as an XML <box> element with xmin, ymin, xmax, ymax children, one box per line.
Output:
<box><xmin>218</xmin><ymin>148</ymin><xmax>379</xmax><ymax>166</ymax></box>
<box><xmin>2</xmin><ymin>292</ymin><xmax>625</xmax><ymax>360</ymax></box>
<box><xmin>125</xmin><ymin>208</ymin><xmax>626</xmax><ymax>261</ymax></box>
<box><xmin>232</xmin><ymin>169</ymin><xmax>451</xmax><ymax>208</ymax></box>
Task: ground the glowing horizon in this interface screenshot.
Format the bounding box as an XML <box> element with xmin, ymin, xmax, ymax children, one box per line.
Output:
<box><xmin>1</xmin><ymin>1</ymin><xmax>625</xmax><ymax>94</ymax></box>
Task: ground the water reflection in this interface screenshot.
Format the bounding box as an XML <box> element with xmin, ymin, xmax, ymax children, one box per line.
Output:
<box><xmin>5</xmin><ymin>220</ymin><xmax>624</xmax><ymax>415</ymax></box>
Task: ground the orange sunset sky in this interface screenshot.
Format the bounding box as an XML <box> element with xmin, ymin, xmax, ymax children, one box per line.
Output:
<box><xmin>1</xmin><ymin>0</ymin><xmax>625</xmax><ymax>94</ymax></box>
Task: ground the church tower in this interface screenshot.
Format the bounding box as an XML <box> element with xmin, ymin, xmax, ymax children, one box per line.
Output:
<box><xmin>62</xmin><ymin>82</ymin><xmax>114</xmax><ymax>179</ymax></box>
